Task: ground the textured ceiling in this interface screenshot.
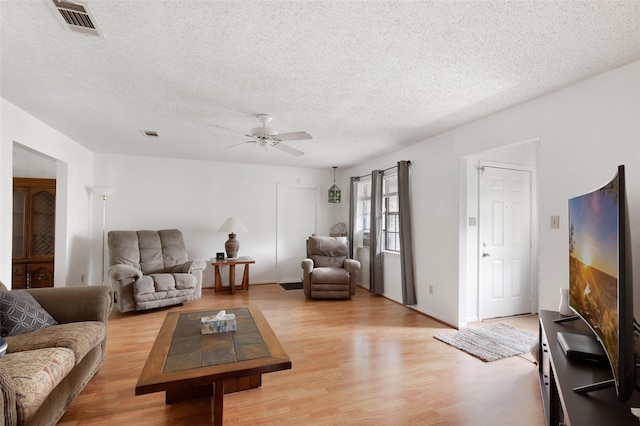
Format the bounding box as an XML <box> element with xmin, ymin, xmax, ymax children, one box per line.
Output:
<box><xmin>2</xmin><ymin>1</ymin><xmax>639</xmax><ymax>169</ymax></box>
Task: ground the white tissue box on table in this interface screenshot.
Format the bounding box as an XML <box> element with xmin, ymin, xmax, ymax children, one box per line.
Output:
<box><xmin>201</xmin><ymin>311</ymin><xmax>236</xmax><ymax>334</ymax></box>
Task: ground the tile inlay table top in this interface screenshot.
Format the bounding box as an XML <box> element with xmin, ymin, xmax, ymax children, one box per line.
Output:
<box><xmin>136</xmin><ymin>304</ymin><xmax>291</xmax><ymax>426</ymax></box>
<box><xmin>164</xmin><ymin>308</ymin><xmax>270</xmax><ymax>372</ymax></box>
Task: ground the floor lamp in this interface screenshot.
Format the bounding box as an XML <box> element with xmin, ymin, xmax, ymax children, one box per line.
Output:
<box><xmin>90</xmin><ymin>186</ymin><xmax>117</xmax><ymax>284</ymax></box>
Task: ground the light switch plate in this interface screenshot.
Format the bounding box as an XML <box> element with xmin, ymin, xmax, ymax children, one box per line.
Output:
<box><xmin>469</xmin><ymin>217</ymin><xmax>477</xmax><ymax>227</ymax></box>
<box><xmin>550</xmin><ymin>215</ymin><xmax>560</xmax><ymax>229</ymax></box>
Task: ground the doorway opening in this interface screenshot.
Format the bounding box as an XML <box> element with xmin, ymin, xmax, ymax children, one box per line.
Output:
<box><xmin>461</xmin><ymin>138</ymin><xmax>540</xmax><ymax>325</ymax></box>
<box><xmin>12</xmin><ymin>144</ymin><xmax>57</xmax><ymax>288</ymax></box>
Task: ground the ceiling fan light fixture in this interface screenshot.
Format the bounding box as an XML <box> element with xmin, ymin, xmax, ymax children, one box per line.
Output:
<box><xmin>251</xmin><ymin>126</ymin><xmax>278</xmax><ymax>138</ymax></box>
<box><xmin>223</xmin><ymin>114</ymin><xmax>310</xmax><ymax>156</ymax></box>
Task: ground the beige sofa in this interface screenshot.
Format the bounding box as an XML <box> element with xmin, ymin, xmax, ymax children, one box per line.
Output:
<box><xmin>107</xmin><ymin>229</ymin><xmax>205</xmax><ymax>313</ymax></box>
<box><xmin>0</xmin><ymin>283</ymin><xmax>113</xmax><ymax>426</ymax></box>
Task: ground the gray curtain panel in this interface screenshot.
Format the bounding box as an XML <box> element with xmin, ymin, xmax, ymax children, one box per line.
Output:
<box><xmin>369</xmin><ymin>170</ymin><xmax>384</xmax><ymax>295</ymax></box>
<box><xmin>348</xmin><ymin>176</ymin><xmax>359</xmax><ymax>259</ymax></box>
<box><xmin>398</xmin><ymin>160</ymin><xmax>417</xmax><ymax>305</ymax></box>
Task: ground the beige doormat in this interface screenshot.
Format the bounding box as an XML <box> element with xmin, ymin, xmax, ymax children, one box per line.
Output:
<box><xmin>435</xmin><ymin>323</ymin><xmax>537</xmax><ymax>362</ymax></box>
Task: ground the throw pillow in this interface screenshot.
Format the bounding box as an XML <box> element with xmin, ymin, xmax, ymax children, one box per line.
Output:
<box><xmin>0</xmin><ymin>291</ymin><xmax>58</xmax><ymax>337</ymax></box>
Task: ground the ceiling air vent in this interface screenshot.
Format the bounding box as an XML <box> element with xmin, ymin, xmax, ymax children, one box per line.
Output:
<box><xmin>50</xmin><ymin>0</ymin><xmax>102</xmax><ymax>37</ymax></box>
<box><xmin>141</xmin><ymin>130</ymin><xmax>160</xmax><ymax>138</ymax></box>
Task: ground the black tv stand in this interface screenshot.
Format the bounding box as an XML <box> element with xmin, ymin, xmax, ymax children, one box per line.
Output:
<box><xmin>538</xmin><ymin>310</ymin><xmax>640</xmax><ymax>425</ymax></box>
<box><xmin>573</xmin><ymin>378</ymin><xmax>615</xmax><ymax>393</ymax></box>
<box><xmin>553</xmin><ymin>315</ymin><xmax>579</xmax><ymax>324</ymax></box>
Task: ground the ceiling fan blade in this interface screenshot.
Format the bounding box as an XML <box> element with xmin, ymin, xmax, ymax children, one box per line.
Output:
<box><xmin>224</xmin><ymin>141</ymin><xmax>256</xmax><ymax>149</ymax></box>
<box><xmin>272</xmin><ymin>131</ymin><xmax>312</xmax><ymax>142</ymax></box>
<box><xmin>211</xmin><ymin>124</ymin><xmax>253</xmax><ymax>138</ymax></box>
<box><xmin>274</xmin><ymin>143</ymin><xmax>305</xmax><ymax>157</ymax></box>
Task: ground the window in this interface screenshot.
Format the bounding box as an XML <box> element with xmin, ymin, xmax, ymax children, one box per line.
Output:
<box><xmin>357</xmin><ymin>180</ymin><xmax>371</xmax><ymax>248</ymax></box>
<box><xmin>355</xmin><ymin>172</ymin><xmax>400</xmax><ymax>252</ymax></box>
<box><xmin>383</xmin><ymin>174</ymin><xmax>400</xmax><ymax>252</ymax></box>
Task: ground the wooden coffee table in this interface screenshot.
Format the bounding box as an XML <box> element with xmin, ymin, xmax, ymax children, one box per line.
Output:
<box><xmin>135</xmin><ymin>304</ymin><xmax>291</xmax><ymax>425</ymax></box>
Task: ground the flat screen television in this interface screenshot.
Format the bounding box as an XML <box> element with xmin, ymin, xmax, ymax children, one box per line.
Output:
<box><xmin>567</xmin><ymin>164</ymin><xmax>634</xmax><ymax>401</ymax></box>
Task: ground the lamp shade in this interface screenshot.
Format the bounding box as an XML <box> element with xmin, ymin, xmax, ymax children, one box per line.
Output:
<box><xmin>217</xmin><ymin>217</ymin><xmax>248</xmax><ymax>233</ymax></box>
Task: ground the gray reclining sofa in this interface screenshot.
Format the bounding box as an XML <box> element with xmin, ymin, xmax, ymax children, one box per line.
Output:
<box><xmin>107</xmin><ymin>229</ymin><xmax>205</xmax><ymax>312</ymax></box>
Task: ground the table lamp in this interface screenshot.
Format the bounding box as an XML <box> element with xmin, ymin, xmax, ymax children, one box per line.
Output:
<box><xmin>217</xmin><ymin>217</ymin><xmax>248</xmax><ymax>258</ymax></box>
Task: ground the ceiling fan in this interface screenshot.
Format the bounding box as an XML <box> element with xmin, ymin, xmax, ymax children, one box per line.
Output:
<box><xmin>218</xmin><ymin>114</ymin><xmax>312</xmax><ymax>156</ymax></box>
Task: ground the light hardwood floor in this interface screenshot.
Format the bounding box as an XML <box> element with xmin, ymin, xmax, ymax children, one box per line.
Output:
<box><xmin>59</xmin><ymin>284</ymin><xmax>544</xmax><ymax>425</ymax></box>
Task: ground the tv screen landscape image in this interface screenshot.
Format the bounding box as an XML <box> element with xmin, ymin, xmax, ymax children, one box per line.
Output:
<box><xmin>568</xmin><ymin>165</ymin><xmax>634</xmax><ymax>401</ymax></box>
<box><xmin>569</xmin><ymin>174</ymin><xmax>619</xmax><ymax>373</ymax></box>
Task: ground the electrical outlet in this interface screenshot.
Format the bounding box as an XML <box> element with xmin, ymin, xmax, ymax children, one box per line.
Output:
<box><xmin>81</xmin><ymin>274</ymin><xmax>85</xmax><ymax>283</ymax></box>
<box><xmin>429</xmin><ymin>285</ymin><xmax>433</xmax><ymax>294</ymax></box>
<box><xmin>550</xmin><ymin>215</ymin><xmax>560</xmax><ymax>229</ymax></box>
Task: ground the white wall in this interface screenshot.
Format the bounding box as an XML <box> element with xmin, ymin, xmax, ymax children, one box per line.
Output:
<box><xmin>1</xmin><ymin>97</ymin><xmax>345</xmax><ymax>289</ymax></box>
<box><xmin>344</xmin><ymin>138</ymin><xmax>463</xmax><ymax>327</ymax></box>
<box><xmin>3</xmin><ymin>61</ymin><xmax>638</xmax><ymax>328</ymax></box>
<box><xmin>13</xmin><ymin>144</ymin><xmax>57</xmax><ymax>178</ymax></box>
<box><xmin>344</xmin><ymin>61</ymin><xmax>640</xmax><ymax>328</ymax></box>
<box><xmin>92</xmin><ymin>154</ymin><xmax>343</xmax><ymax>287</ymax></box>
<box><xmin>1</xmin><ymin>99</ymin><xmax>95</xmax><ymax>287</ymax></box>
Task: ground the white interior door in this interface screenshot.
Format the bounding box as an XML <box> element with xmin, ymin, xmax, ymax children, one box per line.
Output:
<box><xmin>479</xmin><ymin>165</ymin><xmax>532</xmax><ymax>320</ymax></box>
<box><xmin>276</xmin><ymin>184</ymin><xmax>317</xmax><ymax>283</ymax></box>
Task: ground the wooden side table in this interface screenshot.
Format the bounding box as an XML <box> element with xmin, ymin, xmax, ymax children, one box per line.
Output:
<box><xmin>211</xmin><ymin>256</ymin><xmax>255</xmax><ymax>294</ymax></box>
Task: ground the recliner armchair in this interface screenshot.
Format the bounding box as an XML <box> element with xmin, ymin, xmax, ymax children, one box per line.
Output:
<box><xmin>107</xmin><ymin>229</ymin><xmax>205</xmax><ymax>312</ymax></box>
<box><xmin>301</xmin><ymin>235</ymin><xmax>360</xmax><ymax>299</ymax></box>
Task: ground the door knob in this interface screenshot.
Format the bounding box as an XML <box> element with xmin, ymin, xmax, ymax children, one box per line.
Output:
<box><xmin>482</xmin><ymin>252</ymin><xmax>490</xmax><ymax>258</ymax></box>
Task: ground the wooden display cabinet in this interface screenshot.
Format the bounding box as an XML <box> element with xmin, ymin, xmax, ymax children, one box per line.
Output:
<box><xmin>12</xmin><ymin>178</ymin><xmax>56</xmax><ymax>289</ymax></box>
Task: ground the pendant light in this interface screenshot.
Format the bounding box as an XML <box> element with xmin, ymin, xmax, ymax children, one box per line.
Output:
<box><xmin>328</xmin><ymin>166</ymin><xmax>341</xmax><ymax>203</ymax></box>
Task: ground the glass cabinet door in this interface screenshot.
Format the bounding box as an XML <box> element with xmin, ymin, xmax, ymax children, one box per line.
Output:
<box><xmin>30</xmin><ymin>189</ymin><xmax>56</xmax><ymax>257</ymax></box>
<box><xmin>12</xmin><ymin>188</ymin><xmax>27</xmax><ymax>258</ymax></box>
